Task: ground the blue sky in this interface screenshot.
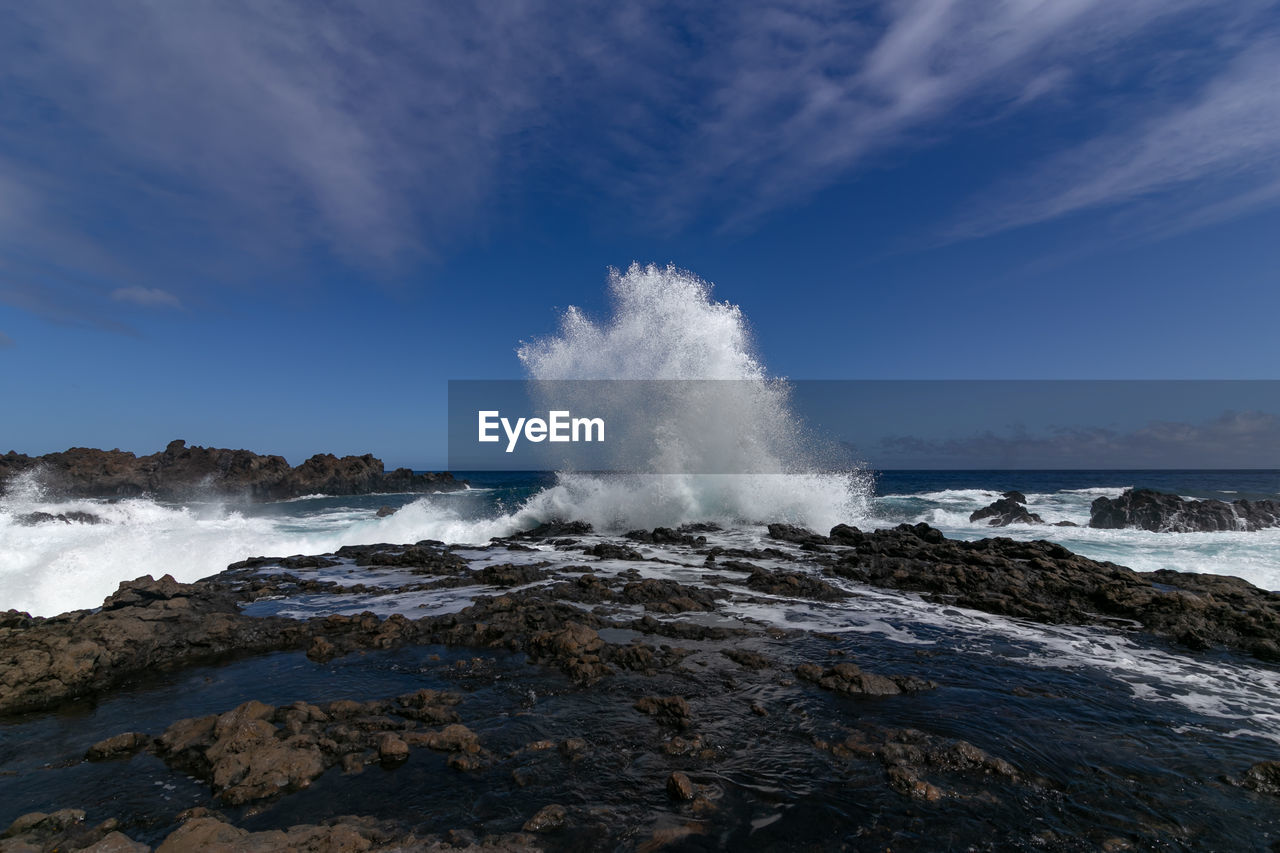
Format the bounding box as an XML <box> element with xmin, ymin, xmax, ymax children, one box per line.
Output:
<box><xmin>2</xmin><ymin>1</ymin><xmax>1279</xmax><ymax>468</ymax></box>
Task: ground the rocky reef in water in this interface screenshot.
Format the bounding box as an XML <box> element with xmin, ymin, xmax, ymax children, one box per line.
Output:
<box><xmin>0</xmin><ymin>440</ymin><xmax>466</xmax><ymax>501</ymax></box>
<box><xmin>968</xmin><ymin>487</ymin><xmax>1280</xmax><ymax>533</ymax></box>
<box><xmin>969</xmin><ymin>491</ymin><xmax>1050</xmax><ymax>527</ymax></box>
<box><xmin>1089</xmin><ymin>487</ymin><xmax>1280</xmax><ymax>532</ymax></box>
<box><xmin>3</xmin><ymin>523</ymin><xmax>1280</xmax><ymax>850</ymax></box>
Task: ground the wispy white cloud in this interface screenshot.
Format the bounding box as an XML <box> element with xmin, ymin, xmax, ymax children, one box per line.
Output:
<box><xmin>954</xmin><ymin>39</ymin><xmax>1280</xmax><ymax>239</ymax></box>
<box><xmin>0</xmin><ymin>0</ymin><xmax>1276</xmax><ymax>327</ymax></box>
<box><xmin>658</xmin><ymin>0</ymin><xmax>1235</xmax><ymax>227</ymax></box>
<box><xmin>112</xmin><ymin>287</ymin><xmax>182</xmax><ymax>309</ymax></box>
<box><xmin>1</xmin><ymin>3</ymin><xmax>560</xmax><ymax>264</ymax></box>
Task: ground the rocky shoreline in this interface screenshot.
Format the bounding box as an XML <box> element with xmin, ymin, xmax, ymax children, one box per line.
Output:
<box><xmin>968</xmin><ymin>487</ymin><xmax>1280</xmax><ymax>533</ymax></box>
<box><xmin>0</xmin><ymin>440</ymin><xmax>466</xmax><ymax>502</ymax></box>
<box><xmin>3</xmin><ymin>522</ymin><xmax>1280</xmax><ymax>850</ymax></box>
<box><xmin>1090</xmin><ymin>487</ymin><xmax>1280</xmax><ymax>532</ymax></box>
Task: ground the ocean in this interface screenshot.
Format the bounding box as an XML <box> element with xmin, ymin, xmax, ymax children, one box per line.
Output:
<box><xmin>3</xmin><ymin>467</ymin><xmax>1278</xmax><ymax>620</ymax></box>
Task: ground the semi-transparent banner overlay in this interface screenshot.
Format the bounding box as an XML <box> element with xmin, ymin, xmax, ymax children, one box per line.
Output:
<box><xmin>447</xmin><ymin>380</ymin><xmax>1280</xmax><ymax>472</ymax></box>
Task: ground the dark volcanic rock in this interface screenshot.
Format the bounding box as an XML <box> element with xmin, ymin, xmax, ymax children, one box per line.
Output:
<box><xmin>820</xmin><ymin>727</ymin><xmax>1021</xmax><ymax>801</ymax></box>
<box><xmin>667</xmin><ymin>771</ymin><xmax>696</xmax><ymax>801</ymax></box>
<box><xmin>827</xmin><ymin>523</ymin><xmax>1280</xmax><ymax>660</ymax></box>
<box><xmin>471</xmin><ymin>562</ymin><xmax>552</xmax><ymax>587</ymax></box>
<box><xmin>339</xmin><ymin>544</ymin><xmax>470</xmax><ymax>573</ymax></box>
<box><xmin>0</xmin><ymin>440</ymin><xmax>467</xmax><ymax>501</ymax></box>
<box><xmin>795</xmin><ymin>662</ymin><xmax>935</xmax><ymax>696</ymax></box>
<box><xmin>526</xmin><ymin>621</ymin><xmax>612</xmax><ymax>683</ymax></box>
<box><xmin>0</xmin><ymin>809</ymin><xmax>429</xmax><ymax>853</ymax></box>
<box><xmin>0</xmin><ymin>575</ymin><xmax>309</xmax><ymax>716</ymax></box>
<box><xmin>625</xmin><ymin>527</ymin><xmax>707</xmax><ymax>547</ymax></box>
<box><xmin>522</xmin><ymin>803</ymin><xmax>567</xmax><ymax>833</ymax></box>
<box><xmin>720</xmin><ymin>648</ymin><xmax>774</xmax><ymax>670</ymax></box>
<box><xmin>85</xmin><ymin>731</ymin><xmax>151</xmax><ymax>761</ymax></box>
<box><xmin>618</xmin><ymin>578</ymin><xmax>724</xmax><ymax>612</ymax></box>
<box><xmin>16</xmin><ymin>510</ymin><xmax>104</xmax><ymax>525</ymax></box>
<box><xmin>0</xmin><ymin>809</ymin><xmax>148</xmax><ymax>853</ymax></box>
<box><xmin>512</xmin><ymin>520</ymin><xmax>594</xmax><ymax>539</ymax></box>
<box><xmin>584</xmin><ymin>542</ymin><xmax>644</xmax><ymax>561</ymax></box>
<box><xmin>0</xmin><ymin>567</ymin><xmax>473</xmax><ymax>716</ymax></box>
<box><xmin>153</xmin><ymin>814</ymin><xmax>424</xmax><ymax>852</ymax></box>
<box><xmin>969</xmin><ymin>494</ymin><xmax>1044</xmax><ymax>527</ymax></box>
<box><xmin>766</xmin><ymin>523</ymin><xmax>833</xmax><ymax>548</ymax></box>
<box><xmin>745</xmin><ymin>567</ymin><xmax>847</xmax><ymax>601</ymax></box>
<box><xmin>1241</xmin><ymin>760</ymin><xmax>1280</xmax><ymax>796</ymax></box>
<box><xmin>634</xmin><ymin>695</ymin><xmax>693</xmax><ymax>729</ymax></box>
<box><xmin>155</xmin><ymin>691</ymin><xmax>470</xmax><ymax>805</ymax></box>
<box><xmin>1090</xmin><ymin>488</ymin><xmax>1280</xmax><ymax>532</ymax></box>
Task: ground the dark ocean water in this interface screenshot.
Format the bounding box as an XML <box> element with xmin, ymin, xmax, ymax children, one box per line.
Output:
<box><xmin>445</xmin><ymin>469</ymin><xmax>1280</xmax><ymax>509</ymax></box>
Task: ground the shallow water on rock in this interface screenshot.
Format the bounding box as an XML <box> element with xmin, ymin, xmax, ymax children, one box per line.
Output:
<box><xmin>3</xmin><ymin>636</ymin><xmax>1280</xmax><ymax>848</ymax></box>
<box><xmin>5</xmin><ymin>529</ymin><xmax>1280</xmax><ymax>850</ymax></box>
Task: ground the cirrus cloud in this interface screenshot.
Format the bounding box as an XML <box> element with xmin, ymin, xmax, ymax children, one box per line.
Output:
<box><xmin>111</xmin><ymin>287</ymin><xmax>182</xmax><ymax>309</ymax></box>
<box><xmin>1</xmin><ymin>1</ymin><xmax>1277</xmax><ymax>328</ymax></box>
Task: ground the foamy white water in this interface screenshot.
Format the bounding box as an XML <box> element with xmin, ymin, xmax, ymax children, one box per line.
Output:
<box><xmin>3</xmin><ymin>265</ymin><xmax>1277</xmax><ymax>617</ymax></box>
<box><xmin>874</xmin><ymin>485</ymin><xmax>1280</xmax><ymax>589</ymax></box>
<box><xmin>511</xmin><ymin>263</ymin><xmax>870</xmax><ymax>530</ymax></box>
<box><xmin>0</xmin><ymin>490</ymin><xmax>475</xmax><ymax>616</ymax></box>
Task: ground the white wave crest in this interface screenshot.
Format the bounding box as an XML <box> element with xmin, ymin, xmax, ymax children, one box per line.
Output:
<box><xmin>507</xmin><ymin>263</ymin><xmax>870</xmax><ymax>532</ymax></box>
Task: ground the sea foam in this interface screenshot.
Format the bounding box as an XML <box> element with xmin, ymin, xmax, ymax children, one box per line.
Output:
<box><xmin>507</xmin><ymin>263</ymin><xmax>871</xmax><ymax>532</ymax></box>
<box><xmin>0</xmin><ymin>264</ymin><xmax>871</xmax><ymax>615</ymax></box>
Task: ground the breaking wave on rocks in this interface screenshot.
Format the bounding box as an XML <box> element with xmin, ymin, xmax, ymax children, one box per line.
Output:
<box><xmin>874</xmin><ymin>483</ymin><xmax>1280</xmax><ymax>590</ymax></box>
<box><xmin>6</xmin><ymin>265</ymin><xmax>1279</xmax><ymax>618</ymax></box>
<box><xmin>506</xmin><ymin>263</ymin><xmax>871</xmax><ymax>533</ymax></box>
<box><xmin>0</xmin><ymin>265</ymin><xmax>872</xmax><ymax>616</ymax></box>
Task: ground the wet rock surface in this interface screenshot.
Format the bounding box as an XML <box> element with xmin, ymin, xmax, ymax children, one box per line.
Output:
<box><xmin>3</xmin><ymin>523</ymin><xmax>1280</xmax><ymax>850</ymax></box>
<box><xmin>147</xmin><ymin>691</ymin><xmax>475</xmax><ymax>805</ymax></box>
<box><xmin>0</xmin><ymin>576</ymin><xmax>308</xmax><ymax>716</ymax></box>
<box><xmin>970</xmin><ymin>492</ymin><xmax>1045</xmax><ymax>526</ymax></box>
<box><xmin>795</xmin><ymin>661</ymin><xmax>936</xmax><ymax>696</ymax></box>
<box><xmin>816</xmin><ymin>726</ymin><xmax>1023</xmax><ymax>801</ymax></box>
<box><xmin>1241</xmin><ymin>760</ymin><xmax>1280</xmax><ymax>796</ymax></box>
<box><xmin>1090</xmin><ymin>487</ymin><xmax>1280</xmax><ymax>532</ymax></box>
<box><xmin>800</xmin><ymin>522</ymin><xmax>1280</xmax><ymax>660</ymax></box>
<box><xmin>0</xmin><ymin>440</ymin><xmax>466</xmax><ymax>501</ymax></box>
<box><xmin>0</xmin><ymin>809</ymin><xmax>540</xmax><ymax>852</ymax></box>
<box><xmin>15</xmin><ymin>511</ymin><xmax>104</xmax><ymax>526</ymax></box>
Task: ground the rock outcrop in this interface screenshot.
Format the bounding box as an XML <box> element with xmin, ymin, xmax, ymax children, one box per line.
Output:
<box><xmin>151</xmin><ymin>691</ymin><xmax>473</xmax><ymax>805</ymax></box>
<box><xmin>0</xmin><ymin>440</ymin><xmax>466</xmax><ymax>501</ymax></box>
<box><xmin>969</xmin><ymin>492</ymin><xmax>1044</xmax><ymax>526</ymax></box>
<box><xmin>772</xmin><ymin>522</ymin><xmax>1280</xmax><ymax>660</ymax></box>
<box><xmin>1089</xmin><ymin>488</ymin><xmax>1280</xmax><ymax>532</ymax></box>
<box><xmin>0</xmin><ymin>575</ymin><xmax>308</xmax><ymax>716</ymax></box>
<box><xmin>0</xmin><ymin>810</ymin><xmax>510</xmax><ymax>852</ymax></box>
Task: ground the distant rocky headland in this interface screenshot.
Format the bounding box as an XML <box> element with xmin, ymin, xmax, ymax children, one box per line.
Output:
<box><xmin>0</xmin><ymin>440</ymin><xmax>466</xmax><ymax>501</ymax></box>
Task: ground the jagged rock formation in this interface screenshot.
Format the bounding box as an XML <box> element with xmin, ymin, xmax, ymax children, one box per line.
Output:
<box><xmin>1089</xmin><ymin>488</ymin><xmax>1280</xmax><ymax>532</ymax></box>
<box><xmin>969</xmin><ymin>491</ymin><xmax>1044</xmax><ymax>526</ymax></box>
<box><xmin>0</xmin><ymin>439</ymin><xmax>465</xmax><ymax>500</ymax></box>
